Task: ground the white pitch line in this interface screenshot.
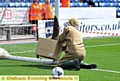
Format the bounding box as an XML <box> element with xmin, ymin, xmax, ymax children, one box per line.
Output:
<box><xmin>92</xmin><ymin>69</ymin><xmax>120</xmax><ymax>74</ymax></box>
<box><xmin>85</xmin><ymin>43</ymin><xmax>120</xmax><ymax>48</ymax></box>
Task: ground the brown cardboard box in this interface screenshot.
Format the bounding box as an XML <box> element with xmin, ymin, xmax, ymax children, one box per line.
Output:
<box><xmin>35</xmin><ymin>38</ymin><xmax>62</xmax><ymax>60</ymax></box>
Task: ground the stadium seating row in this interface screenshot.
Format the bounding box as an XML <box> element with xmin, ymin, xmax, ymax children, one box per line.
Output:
<box><xmin>0</xmin><ymin>0</ymin><xmax>48</xmax><ymax>2</ymax></box>
<box><xmin>0</xmin><ymin>2</ymin><xmax>31</xmax><ymax>7</ymax></box>
<box><xmin>0</xmin><ymin>2</ymin><xmax>90</xmax><ymax>7</ymax></box>
<box><xmin>0</xmin><ymin>0</ymin><xmax>83</xmax><ymax>3</ymax></box>
<box><xmin>0</xmin><ymin>1</ymin><xmax>120</xmax><ymax>17</ymax></box>
<box><xmin>1</xmin><ymin>0</ymin><xmax>120</xmax><ymax>3</ymax></box>
<box><xmin>1</xmin><ymin>2</ymin><xmax>120</xmax><ymax>7</ymax></box>
<box><xmin>88</xmin><ymin>0</ymin><xmax>120</xmax><ymax>2</ymax></box>
<box><xmin>70</xmin><ymin>2</ymin><xmax>120</xmax><ymax>7</ymax></box>
<box><xmin>95</xmin><ymin>2</ymin><xmax>120</xmax><ymax>7</ymax></box>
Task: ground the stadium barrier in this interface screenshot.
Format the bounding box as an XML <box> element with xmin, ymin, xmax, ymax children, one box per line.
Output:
<box><xmin>0</xmin><ymin>7</ymin><xmax>116</xmax><ymax>40</ymax></box>
<box><xmin>0</xmin><ymin>7</ymin><xmax>116</xmax><ymax>24</ymax></box>
<box><xmin>38</xmin><ymin>18</ymin><xmax>120</xmax><ymax>38</ymax></box>
<box><xmin>59</xmin><ymin>7</ymin><xmax>116</xmax><ymax>19</ymax></box>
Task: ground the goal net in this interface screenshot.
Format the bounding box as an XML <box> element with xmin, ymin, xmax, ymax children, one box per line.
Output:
<box><xmin>0</xmin><ymin>0</ymin><xmax>56</xmax><ymax>56</ymax></box>
<box><xmin>0</xmin><ymin>0</ymin><xmax>38</xmax><ymax>55</ymax></box>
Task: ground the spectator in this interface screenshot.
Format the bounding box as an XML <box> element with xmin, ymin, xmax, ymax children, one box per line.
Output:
<box><xmin>42</xmin><ymin>0</ymin><xmax>54</xmax><ymax>20</ymax></box>
<box><xmin>80</xmin><ymin>0</ymin><xmax>86</xmax><ymax>3</ymax></box>
<box><xmin>29</xmin><ymin>0</ymin><xmax>44</xmax><ymax>40</ymax></box>
<box><xmin>61</xmin><ymin>0</ymin><xmax>70</xmax><ymax>7</ymax></box>
<box><xmin>80</xmin><ymin>0</ymin><xmax>95</xmax><ymax>7</ymax></box>
<box><xmin>88</xmin><ymin>2</ymin><xmax>95</xmax><ymax>7</ymax></box>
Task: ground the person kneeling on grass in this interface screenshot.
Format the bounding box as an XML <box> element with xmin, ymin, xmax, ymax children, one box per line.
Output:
<box><xmin>57</xmin><ymin>18</ymin><xmax>97</xmax><ymax>70</ymax></box>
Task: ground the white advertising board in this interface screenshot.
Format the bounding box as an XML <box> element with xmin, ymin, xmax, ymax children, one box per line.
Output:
<box><xmin>38</xmin><ymin>18</ymin><xmax>120</xmax><ymax>38</ymax></box>
<box><xmin>0</xmin><ymin>8</ymin><xmax>29</xmax><ymax>24</ymax></box>
<box><xmin>0</xmin><ymin>7</ymin><xmax>116</xmax><ymax>24</ymax></box>
<box><xmin>78</xmin><ymin>18</ymin><xmax>120</xmax><ymax>37</ymax></box>
<box><xmin>59</xmin><ymin>7</ymin><xmax>116</xmax><ymax>19</ymax></box>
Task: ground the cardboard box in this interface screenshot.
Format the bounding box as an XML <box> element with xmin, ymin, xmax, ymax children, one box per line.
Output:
<box><xmin>35</xmin><ymin>38</ymin><xmax>62</xmax><ymax>60</ymax></box>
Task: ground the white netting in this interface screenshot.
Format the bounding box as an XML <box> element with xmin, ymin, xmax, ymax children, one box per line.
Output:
<box><xmin>0</xmin><ymin>0</ymin><xmax>55</xmax><ymax>55</ymax></box>
<box><xmin>0</xmin><ymin>39</ymin><xmax>37</xmax><ymax>54</ymax></box>
<box><xmin>0</xmin><ymin>0</ymin><xmax>36</xmax><ymax>54</ymax></box>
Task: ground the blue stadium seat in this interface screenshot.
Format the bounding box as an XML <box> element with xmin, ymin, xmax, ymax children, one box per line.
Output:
<box><xmin>28</xmin><ymin>0</ymin><xmax>33</xmax><ymax>2</ymax></box>
<box><xmin>105</xmin><ymin>2</ymin><xmax>110</xmax><ymax>6</ymax></box>
<box><xmin>99</xmin><ymin>2</ymin><xmax>115</xmax><ymax>7</ymax></box>
<box><xmin>40</xmin><ymin>0</ymin><xmax>45</xmax><ymax>3</ymax></box>
<box><xmin>99</xmin><ymin>0</ymin><xmax>104</xmax><ymax>2</ymax></box>
<box><xmin>109</xmin><ymin>2</ymin><xmax>118</xmax><ymax>7</ymax></box>
<box><xmin>110</xmin><ymin>3</ymin><xmax>114</xmax><ymax>7</ymax></box>
<box><xmin>95</xmin><ymin>0</ymin><xmax>101</xmax><ymax>2</ymax></box>
<box><xmin>1</xmin><ymin>0</ymin><xmax>6</xmax><ymax>2</ymax></box>
<box><xmin>118</xmin><ymin>0</ymin><xmax>120</xmax><ymax>2</ymax></box>
<box><xmin>94</xmin><ymin>2</ymin><xmax>99</xmax><ymax>6</ymax></box>
<box><xmin>101</xmin><ymin>0</ymin><xmax>105</xmax><ymax>2</ymax></box>
<box><xmin>118</xmin><ymin>8</ymin><xmax>120</xmax><ymax>11</ymax></box>
<box><xmin>70</xmin><ymin>3</ymin><xmax>77</xmax><ymax>7</ymax></box>
<box><xmin>74</xmin><ymin>0</ymin><xmax>80</xmax><ymax>2</ymax></box>
<box><xmin>26</xmin><ymin>2</ymin><xmax>31</xmax><ymax>7</ymax></box>
<box><xmin>21</xmin><ymin>2</ymin><xmax>28</xmax><ymax>7</ymax></box>
<box><xmin>15</xmin><ymin>2</ymin><xmax>21</xmax><ymax>7</ymax></box>
<box><xmin>118</xmin><ymin>3</ymin><xmax>120</xmax><ymax>7</ymax></box>
<box><xmin>50</xmin><ymin>0</ymin><xmax>55</xmax><ymax>3</ymax></box>
<box><xmin>86</xmin><ymin>0</ymin><xmax>90</xmax><ymax>2</ymax></box>
<box><xmin>8</xmin><ymin>2</ymin><xmax>16</xmax><ymax>7</ymax></box>
<box><xmin>83</xmin><ymin>2</ymin><xmax>89</xmax><ymax>7</ymax></box>
<box><xmin>114</xmin><ymin>3</ymin><xmax>118</xmax><ymax>7</ymax></box>
<box><xmin>70</xmin><ymin>0</ymin><xmax>75</xmax><ymax>3</ymax></box>
<box><xmin>99</xmin><ymin>2</ymin><xmax>107</xmax><ymax>7</ymax></box>
<box><xmin>51</xmin><ymin>3</ymin><xmax>55</xmax><ymax>7</ymax></box>
<box><xmin>105</xmin><ymin>0</ymin><xmax>110</xmax><ymax>2</ymax></box>
<box><xmin>77</xmin><ymin>3</ymin><xmax>84</xmax><ymax>7</ymax></box>
<box><xmin>109</xmin><ymin>0</ymin><xmax>114</xmax><ymax>2</ymax></box>
<box><xmin>117</xmin><ymin>12</ymin><xmax>120</xmax><ymax>16</ymax></box>
<box><xmin>10</xmin><ymin>0</ymin><xmax>16</xmax><ymax>2</ymax></box>
<box><xmin>22</xmin><ymin>0</ymin><xmax>29</xmax><ymax>2</ymax></box>
<box><xmin>113</xmin><ymin>0</ymin><xmax>117</xmax><ymax>2</ymax></box>
<box><xmin>74</xmin><ymin>3</ymin><xmax>79</xmax><ymax>7</ymax></box>
<box><xmin>116</xmin><ymin>7</ymin><xmax>119</xmax><ymax>12</ymax></box>
<box><xmin>0</xmin><ymin>3</ymin><xmax>3</xmax><ymax>7</ymax></box>
<box><xmin>2</xmin><ymin>2</ymin><xmax>10</xmax><ymax>7</ymax></box>
<box><xmin>92</xmin><ymin>0</ymin><xmax>97</xmax><ymax>2</ymax></box>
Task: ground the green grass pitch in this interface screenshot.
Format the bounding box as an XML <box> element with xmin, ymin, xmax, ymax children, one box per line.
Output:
<box><xmin>0</xmin><ymin>37</ymin><xmax>120</xmax><ymax>81</ymax></box>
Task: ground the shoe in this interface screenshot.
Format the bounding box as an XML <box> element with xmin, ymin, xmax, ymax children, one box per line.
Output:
<box><xmin>76</xmin><ymin>65</ymin><xmax>80</xmax><ymax>70</ymax></box>
<box><xmin>90</xmin><ymin>64</ymin><xmax>97</xmax><ymax>69</ymax></box>
<box><xmin>74</xmin><ymin>59</ymin><xmax>81</xmax><ymax>70</ymax></box>
<box><xmin>80</xmin><ymin>64</ymin><xmax>97</xmax><ymax>69</ymax></box>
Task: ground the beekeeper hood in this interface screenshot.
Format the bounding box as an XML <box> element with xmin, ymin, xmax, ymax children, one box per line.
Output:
<box><xmin>68</xmin><ymin>18</ymin><xmax>79</xmax><ymax>29</ymax></box>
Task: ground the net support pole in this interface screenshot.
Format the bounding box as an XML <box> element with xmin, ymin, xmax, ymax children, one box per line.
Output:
<box><xmin>55</xmin><ymin>0</ymin><xmax>60</xmax><ymax>22</ymax></box>
<box><xmin>0</xmin><ymin>55</ymin><xmax>58</xmax><ymax>65</ymax></box>
<box><xmin>0</xmin><ymin>0</ymin><xmax>10</xmax><ymax>24</ymax></box>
